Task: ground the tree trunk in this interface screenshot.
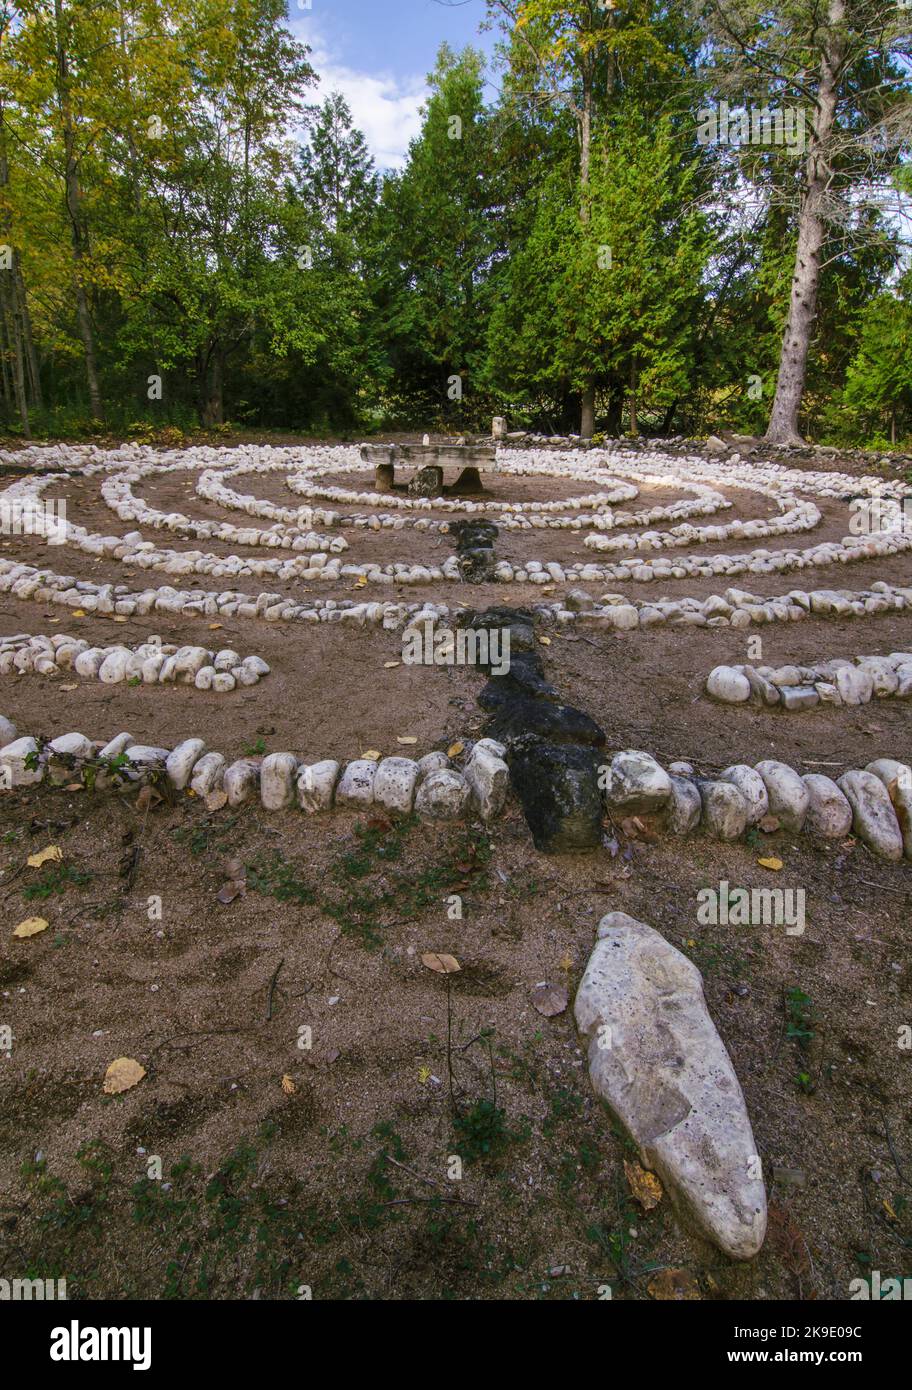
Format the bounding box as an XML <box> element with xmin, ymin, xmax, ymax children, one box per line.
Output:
<box><xmin>765</xmin><ymin>0</ymin><xmax>845</xmax><ymax>445</ymax></box>
<box><xmin>580</xmin><ymin>384</ymin><xmax>595</xmax><ymax>438</ymax></box>
<box><xmin>628</xmin><ymin>356</ymin><xmax>638</xmax><ymax>436</ymax></box>
<box><xmin>55</xmin><ymin>0</ymin><xmax>103</xmax><ymax>422</ymax></box>
<box><xmin>16</xmin><ymin>266</ymin><xmax>42</xmax><ymax>410</ymax></box>
<box><xmin>0</xmin><ymin>278</ymin><xmax>30</xmax><ymax>436</ymax></box>
<box><xmin>199</xmin><ymin>345</ymin><xmax>224</xmax><ymax>427</ymax></box>
<box><xmin>578</xmin><ymin>62</ymin><xmax>595</xmax><ymax>436</ymax></box>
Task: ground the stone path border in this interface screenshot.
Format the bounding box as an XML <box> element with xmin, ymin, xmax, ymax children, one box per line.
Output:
<box><xmin>0</xmin><ymin>634</ymin><xmax>269</xmax><ymax>692</ymax></box>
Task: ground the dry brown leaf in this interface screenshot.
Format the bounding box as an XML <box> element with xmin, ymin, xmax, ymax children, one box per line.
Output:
<box><xmin>27</xmin><ymin>845</ymin><xmax>62</xmax><ymax>869</ymax></box>
<box><xmin>384</xmin><ymin>661</ymin><xmax>400</xmax><ymax>669</ymax></box>
<box><xmin>113</xmin><ymin>616</ymin><xmax>128</xmax><ymax>623</ymax></box>
<box><xmin>538</xmin><ymin>635</ymin><xmax>551</xmax><ymax>646</ymax></box>
<box><xmin>103</xmin><ymin>1057</ymin><xmax>146</xmax><ymax>1095</ymax></box>
<box><xmin>72</xmin><ymin>609</ymin><xmax>86</xmax><ymax>618</ymax></box>
<box><xmin>447</xmin><ymin>741</ymin><xmax>464</xmax><ymax>758</ymax></box>
<box><xmin>205</xmin><ymin>790</ymin><xmax>228</xmax><ymax>811</ymax></box>
<box><xmin>13</xmin><ymin>916</ymin><xmax>49</xmax><ymax>939</ymax></box>
<box><xmin>759</xmin><ymin>814</ymin><xmax>780</xmax><ymax>833</ymax></box>
<box><xmin>648</xmin><ymin>1268</ymin><xmax>701</xmax><ymax>1301</ymax></box>
<box><xmin>757</xmin><ymin>856</ymin><xmax>783</xmax><ymax>871</ymax></box>
<box><xmin>530</xmin><ymin>982</ymin><xmax>568</xmax><ymax>1017</ymax></box>
<box><xmin>136</xmin><ymin>784</ymin><xmax>163</xmax><ymax>812</ymax></box>
<box><xmin>421</xmin><ymin>952</ymin><xmax>461</xmax><ymax>974</ymax></box>
<box><xmin>624</xmin><ymin>1159</ymin><xmax>663</xmax><ymax>1210</ymax></box>
<box><xmin>396</xmin><ymin>735</ymin><xmax>418</xmax><ymax>745</ymax></box>
<box><xmin>216</xmin><ymin>880</ymin><xmax>246</xmax><ymax>905</ymax></box>
<box><xmin>60</xmin><ymin>683</ymin><xmax>79</xmax><ymax>692</ymax></box>
<box><xmin>362</xmin><ymin>749</ymin><xmax>381</xmax><ymax>761</ymax></box>
<box><xmin>208</xmin><ymin>623</ymin><xmax>223</xmax><ymax>630</ymax></box>
<box><xmin>281</xmin><ymin>1074</ymin><xmax>296</xmax><ymax>1095</ymax></box>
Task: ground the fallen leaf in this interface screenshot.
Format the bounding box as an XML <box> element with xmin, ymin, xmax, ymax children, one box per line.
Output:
<box><xmin>759</xmin><ymin>814</ymin><xmax>780</xmax><ymax>833</ymax></box>
<box><xmin>447</xmin><ymin>741</ymin><xmax>464</xmax><ymax>758</ymax></box>
<box><xmin>397</xmin><ymin>735</ymin><xmax>418</xmax><ymax>745</ymax></box>
<box><xmin>418</xmin><ymin>1065</ymin><xmax>432</xmax><ymax>1084</ymax></box>
<box><xmin>362</xmin><ymin>749</ymin><xmax>381</xmax><ymax>761</ymax></box>
<box><xmin>559</xmin><ymin>952</ymin><xmax>574</xmax><ymax>971</ymax></box>
<box><xmin>205</xmin><ymin>790</ymin><xmax>228</xmax><ymax>811</ymax></box>
<box><xmin>624</xmin><ymin>1159</ymin><xmax>663</xmax><ymax>1210</ymax></box>
<box><xmin>281</xmin><ymin>1074</ymin><xmax>296</xmax><ymax>1095</ymax></box>
<box><xmin>72</xmin><ymin>609</ymin><xmax>86</xmax><ymax>618</ymax></box>
<box><xmin>216</xmin><ymin>880</ymin><xmax>246</xmax><ymax>905</ymax></box>
<box><xmin>136</xmin><ymin>784</ymin><xmax>163</xmax><ymax>812</ymax></box>
<box><xmin>538</xmin><ymin>635</ymin><xmax>551</xmax><ymax>646</ymax></box>
<box><xmin>384</xmin><ymin>661</ymin><xmax>400</xmax><ymax>669</ymax></box>
<box><xmin>63</xmin><ymin>782</ymin><xmax>83</xmax><ymax>792</ymax></box>
<box><xmin>60</xmin><ymin>683</ymin><xmax>78</xmax><ymax>692</ymax></box>
<box><xmin>208</xmin><ymin>623</ymin><xmax>222</xmax><ymax>630</ymax></box>
<box><xmin>757</xmin><ymin>856</ymin><xmax>783</xmax><ymax>871</ymax></box>
<box><xmin>421</xmin><ymin>952</ymin><xmax>461</xmax><ymax>974</ymax></box>
<box><xmin>648</xmin><ymin>1268</ymin><xmax>701</xmax><ymax>1301</ymax></box>
<box><xmin>530</xmin><ymin>982</ymin><xmax>568</xmax><ymax>1017</ymax></box>
<box><xmin>113</xmin><ymin>616</ymin><xmax>128</xmax><ymax>623</ymax></box>
<box><xmin>103</xmin><ymin>1057</ymin><xmax>146</xmax><ymax>1094</ymax></box>
<box><xmin>13</xmin><ymin>916</ymin><xmax>48</xmax><ymax>938</ymax></box>
<box><xmin>27</xmin><ymin>845</ymin><xmax>62</xmax><ymax>869</ymax></box>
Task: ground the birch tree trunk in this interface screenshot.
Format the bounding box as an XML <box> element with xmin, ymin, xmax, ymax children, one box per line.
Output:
<box><xmin>765</xmin><ymin>0</ymin><xmax>846</xmax><ymax>444</ymax></box>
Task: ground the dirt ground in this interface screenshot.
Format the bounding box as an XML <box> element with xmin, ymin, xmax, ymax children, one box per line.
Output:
<box><xmin>0</xmin><ymin>442</ymin><xmax>910</xmax><ymax>1302</ymax></box>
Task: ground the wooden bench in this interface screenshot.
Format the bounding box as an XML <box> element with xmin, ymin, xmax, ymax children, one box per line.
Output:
<box><xmin>360</xmin><ymin>443</ymin><xmax>498</xmax><ymax>496</ymax></box>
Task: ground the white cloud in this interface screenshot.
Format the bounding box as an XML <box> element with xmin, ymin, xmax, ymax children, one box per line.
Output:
<box><xmin>290</xmin><ymin>17</ymin><xmax>428</xmax><ymax>169</ymax></box>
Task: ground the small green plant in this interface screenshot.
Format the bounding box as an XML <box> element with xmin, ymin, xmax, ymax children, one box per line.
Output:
<box><xmin>23</xmin><ymin>862</ymin><xmax>93</xmax><ymax>900</ymax></box>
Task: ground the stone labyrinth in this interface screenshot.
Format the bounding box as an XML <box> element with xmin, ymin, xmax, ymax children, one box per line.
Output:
<box><xmin>3</xmin><ymin>436</ymin><xmax>912</xmax><ymax>1261</ymax></box>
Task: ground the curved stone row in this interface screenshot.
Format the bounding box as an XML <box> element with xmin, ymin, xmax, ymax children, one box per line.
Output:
<box><xmin>2</xmin><ymin>704</ymin><xmax>909</xmax><ymax>859</ymax></box>
<box><xmin>707</xmin><ymin>653</ymin><xmax>912</xmax><ymax>710</ymax></box>
<box><xmin>600</xmin><ymin>747</ymin><xmax>912</xmax><ymax>861</ymax></box>
<box><xmin>5</xmin><ymin>443</ymin><xmax>911</xmax><ymax>589</ymax></box>
<box><xmin>204</xmin><ymin>458</ymin><xmax>727</xmax><ymax>534</ymax></box>
<box><xmin>583</xmin><ymin>493</ymin><xmax>819</xmax><ymax>553</ymax></box>
<box><xmin>100</xmin><ymin>463</ymin><xmax>347</xmax><ymax>552</ymax></box>
<box><xmin>0</xmin><ymin>719</ymin><xmax>510</xmax><ymax>824</ymax></box>
<box><xmin>0</xmin><ymin>633</ymin><xmax>269</xmax><ymax>692</ymax></box>
<box><xmin>3</xmin><ymin>556</ymin><xmax>912</xmax><ymax>637</ymax></box>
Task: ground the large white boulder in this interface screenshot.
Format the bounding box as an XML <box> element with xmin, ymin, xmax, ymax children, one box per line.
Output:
<box><xmin>575</xmin><ymin>912</ymin><xmax>767</xmax><ymax>1260</ymax></box>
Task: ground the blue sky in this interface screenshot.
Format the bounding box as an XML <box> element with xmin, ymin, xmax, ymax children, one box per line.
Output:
<box><xmin>286</xmin><ymin>0</ymin><xmax>498</xmax><ymax>168</ymax></box>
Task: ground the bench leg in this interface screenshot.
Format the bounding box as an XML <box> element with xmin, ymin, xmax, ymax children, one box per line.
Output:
<box><xmin>375</xmin><ymin>462</ymin><xmax>395</xmax><ymax>492</ymax></box>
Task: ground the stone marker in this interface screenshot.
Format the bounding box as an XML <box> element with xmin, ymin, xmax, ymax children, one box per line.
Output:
<box><xmin>575</xmin><ymin>911</ymin><xmax>767</xmax><ymax>1260</ymax></box>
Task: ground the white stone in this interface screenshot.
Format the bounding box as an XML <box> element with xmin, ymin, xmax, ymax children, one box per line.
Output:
<box><xmin>336</xmin><ymin>758</ymin><xmax>377</xmax><ymax>807</ymax></box>
<box><xmin>575</xmin><ymin>912</ymin><xmax>766</xmax><ymax>1259</ymax></box>
<box><xmin>699</xmin><ymin>780</ymin><xmax>748</xmax><ymax>839</ymax></box>
<box><xmin>603</xmin><ymin>750</ymin><xmax>671</xmax><ymax>814</ymax></box>
<box><xmin>224</xmin><ymin>759</ymin><xmax>258</xmax><ymax>805</ymax></box>
<box><xmin>190</xmin><ymin>751</ymin><xmax>226</xmax><ymax>796</ymax></box>
<box><xmin>464</xmin><ymin>745</ymin><xmax>509</xmax><ymax>821</ymax></box>
<box><xmin>719</xmin><ymin>765</ymin><xmax>769</xmax><ymax>825</ymax></box>
<box><xmin>865</xmin><ymin>759</ymin><xmax>912</xmax><ymax>859</ymax></box>
<box><xmin>415</xmin><ymin>768</ymin><xmax>471</xmax><ymax>820</ymax></box>
<box><xmin>706</xmin><ymin>665</ymin><xmax>751</xmax><ymax>703</ymax></box>
<box><xmin>260</xmin><ymin>752</ymin><xmax>298</xmax><ymax>809</ymax></box>
<box><xmin>0</xmin><ymin>735</ymin><xmax>42</xmax><ymax>786</ymax></box>
<box><xmin>166</xmin><ymin>738</ymin><xmax>206</xmax><ymax>790</ymax></box>
<box><xmin>373</xmin><ymin>756</ymin><xmax>419</xmax><ymax>814</ymax></box>
<box><xmin>665</xmin><ymin>775</ymin><xmax>702</xmax><ymax>834</ymax></box>
<box><xmin>754</xmin><ymin>760</ymin><xmax>809</xmax><ymax>833</ymax></box>
<box><xmin>296</xmin><ymin>759</ymin><xmax>340</xmax><ymax>812</ymax></box>
<box><xmin>802</xmin><ymin>774</ymin><xmax>853</xmax><ymax>839</ymax></box>
<box><xmin>0</xmin><ymin>715</ymin><xmax>17</xmax><ymax>745</ymax></box>
<box><xmin>126</xmin><ymin>744</ymin><xmax>170</xmax><ymax>771</ymax></box>
<box><xmin>837</xmin><ymin>770</ymin><xmax>903</xmax><ymax>862</ymax></box>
